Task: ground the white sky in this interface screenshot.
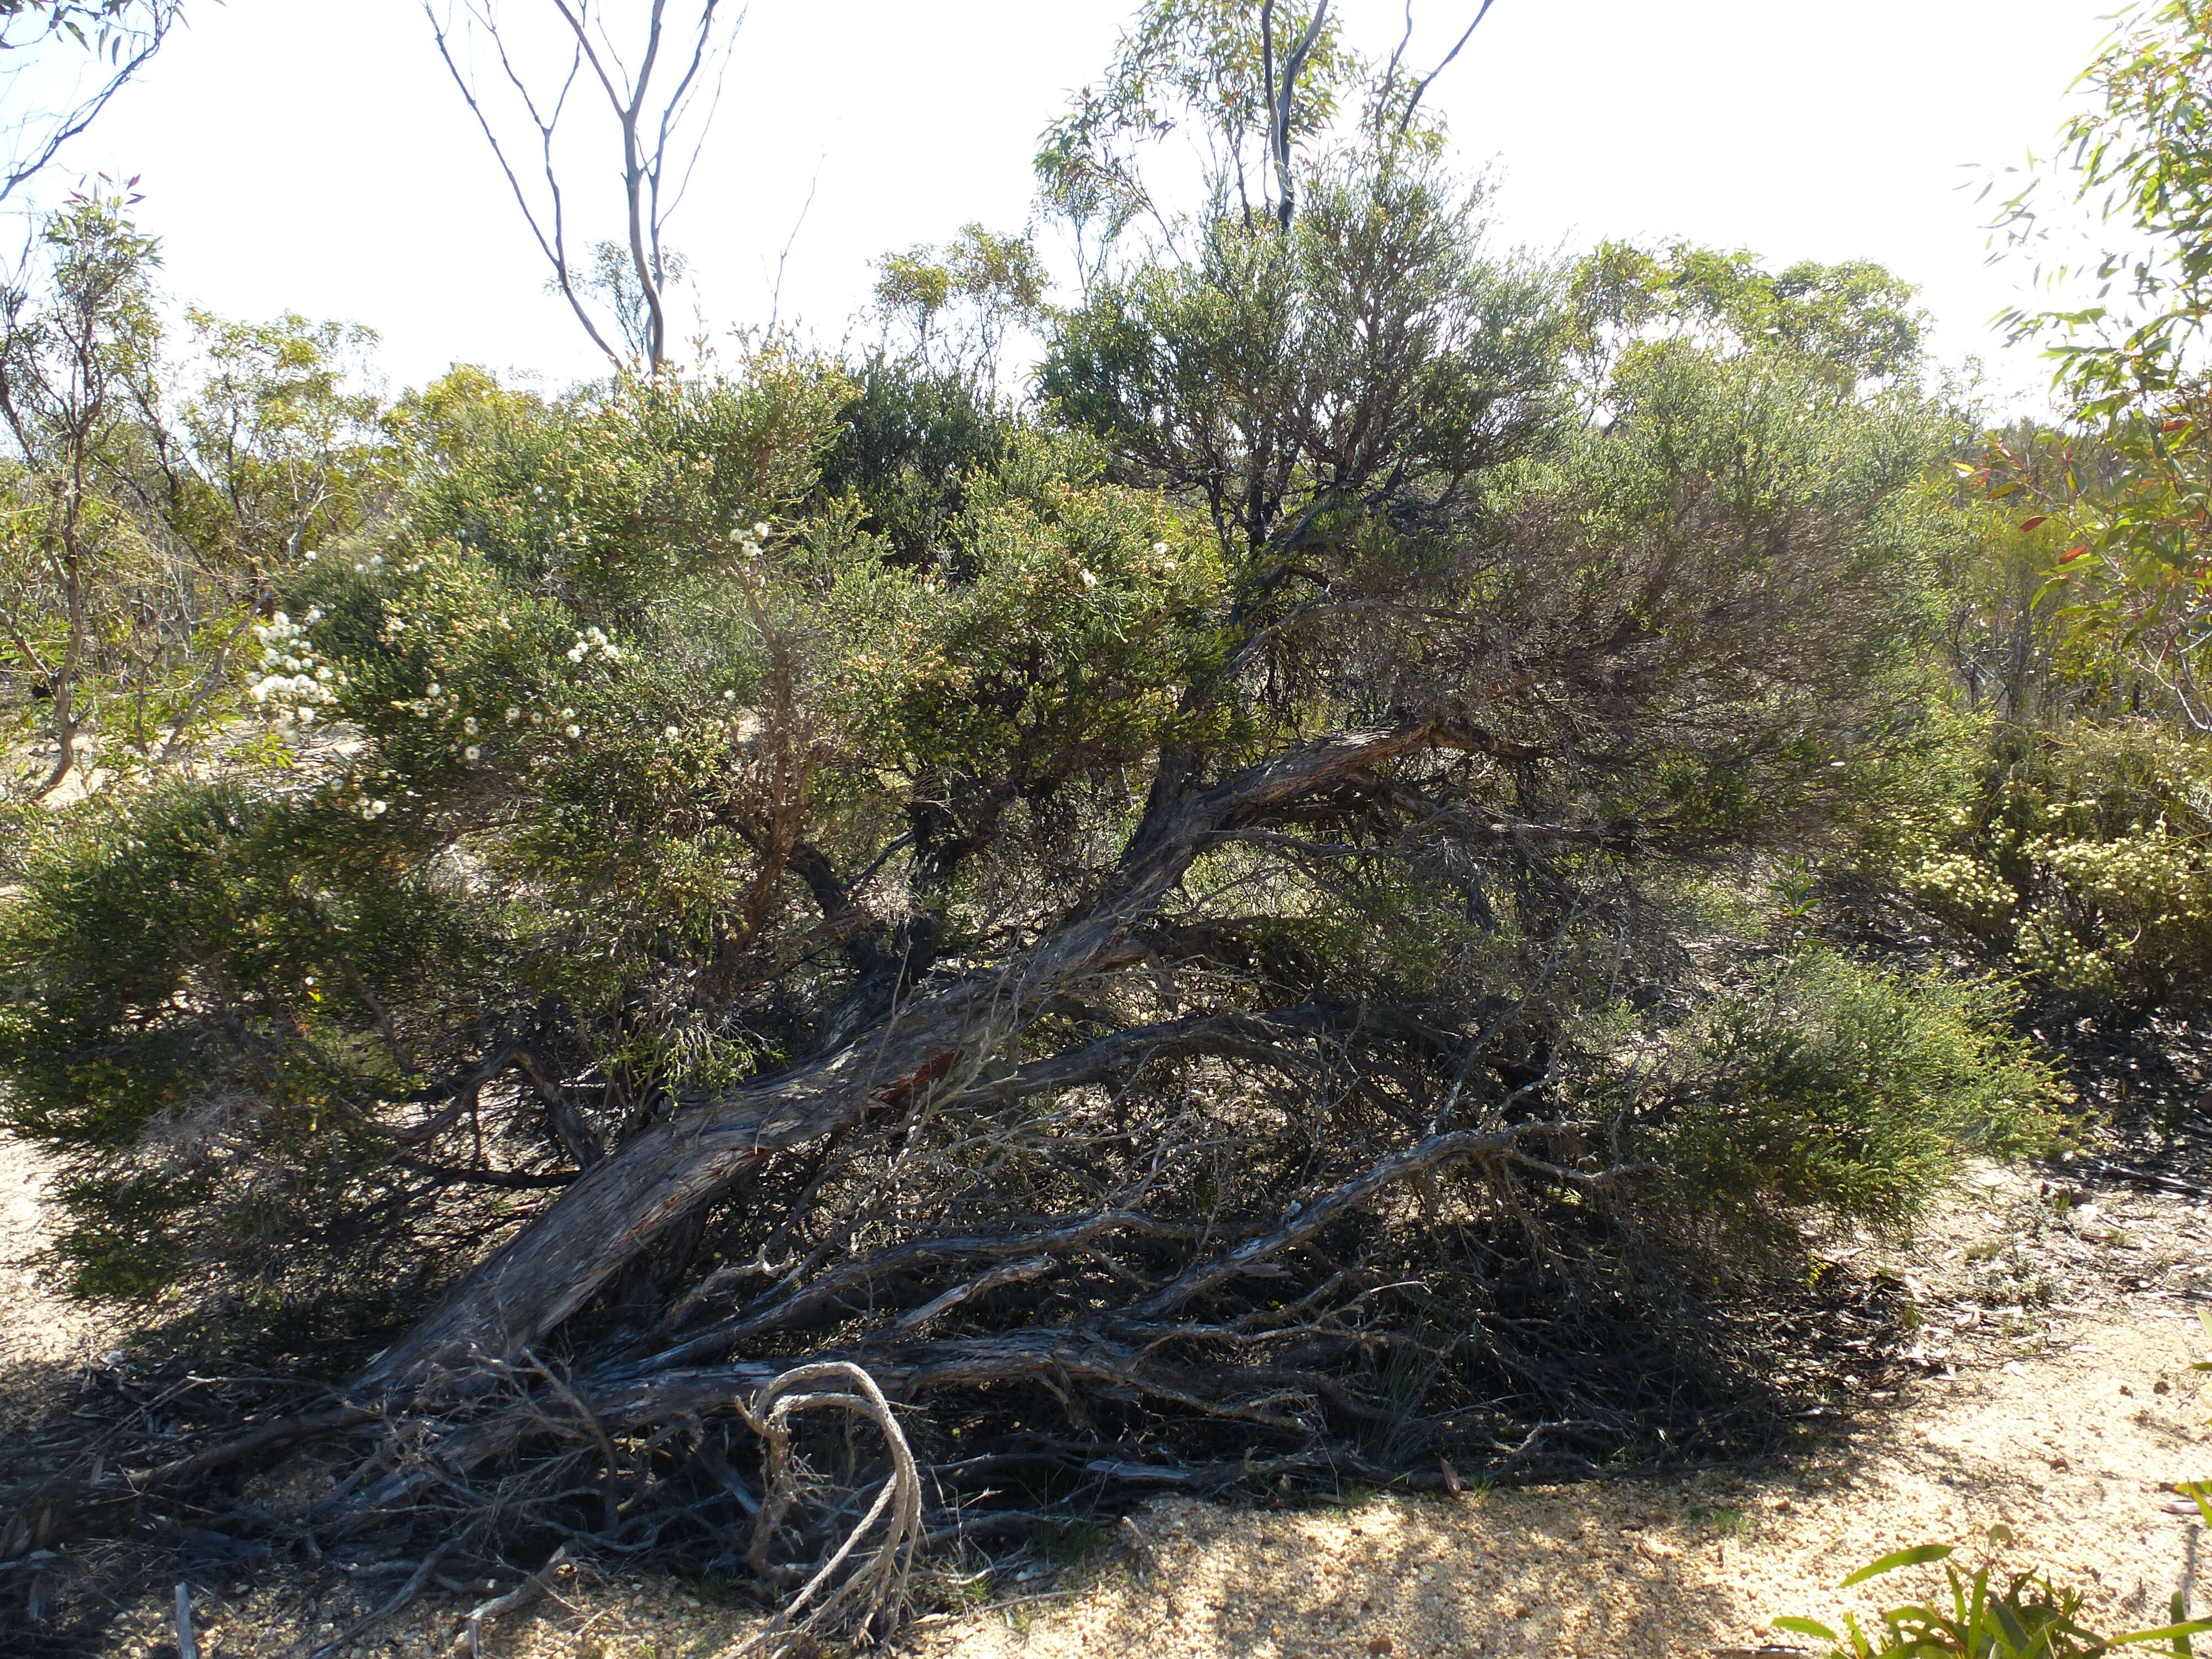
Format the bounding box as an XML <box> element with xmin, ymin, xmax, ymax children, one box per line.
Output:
<box><xmin>24</xmin><ymin>0</ymin><xmax>2118</xmax><ymax>404</ymax></box>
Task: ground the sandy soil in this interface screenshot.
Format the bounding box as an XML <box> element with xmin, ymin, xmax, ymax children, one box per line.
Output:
<box><xmin>0</xmin><ymin>1135</ymin><xmax>112</xmax><ymax>1434</ymax></box>
<box><xmin>13</xmin><ymin>1136</ymin><xmax>2212</xmax><ymax>1659</ymax></box>
<box><xmin>916</xmin><ymin>1313</ymin><xmax>2212</xmax><ymax>1659</ymax></box>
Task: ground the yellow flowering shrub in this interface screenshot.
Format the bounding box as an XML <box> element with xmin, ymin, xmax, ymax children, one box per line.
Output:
<box><xmin>1898</xmin><ymin>723</ymin><xmax>2212</xmax><ymax>1005</ymax></box>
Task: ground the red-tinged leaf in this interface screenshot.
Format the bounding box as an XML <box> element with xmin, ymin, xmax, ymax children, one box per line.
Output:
<box><xmin>2166</xmin><ymin>418</ymin><xmax>2192</xmax><ymax>432</ymax></box>
<box><xmin>2060</xmin><ymin>546</ymin><xmax>2090</xmax><ymax>564</ymax></box>
<box><xmin>2020</xmin><ymin>515</ymin><xmax>2049</xmax><ymax>533</ymax></box>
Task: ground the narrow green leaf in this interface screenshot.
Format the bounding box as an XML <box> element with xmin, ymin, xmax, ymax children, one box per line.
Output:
<box><xmin>1774</xmin><ymin>1617</ymin><xmax>1840</xmax><ymax>1643</ymax></box>
<box><xmin>1842</xmin><ymin>1546</ymin><xmax>1955</xmax><ymax>1588</ymax></box>
<box><xmin>2109</xmin><ymin>1620</ymin><xmax>2212</xmax><ymax>1646</ymax></box>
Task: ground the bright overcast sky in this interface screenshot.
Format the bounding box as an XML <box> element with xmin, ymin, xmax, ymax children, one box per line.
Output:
<box><xmin>27</xmin><ymin>0</ymin><xmax>2116</xmax><ymax>405</ymax></box>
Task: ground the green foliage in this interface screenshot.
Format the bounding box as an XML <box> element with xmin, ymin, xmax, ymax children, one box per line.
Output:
<box><xmin>169</xmin><ymin>308</ymin><xmax>387</xmax><ymax>567</ymax></box>
<box><xmin>1980</xmin><ymin>2</ymin><xmax>2212</xmax><ymax>730</ymax></box>
<box><xmin>1035</xmin><ymin>0</ymin><xmax>1360</xmax><ymax>246</ymax></box>
<box><xmin>0</xmin><ymin>195</ymin><xmax>387</xmax><ymax>799</ymax></box>
<box><xmin>815</xmin><ymin>356</ymin><xmax>1019</xmax><ymax>556</ymax></box>
<box><xmin>1782</xmin><ymin>1525</ymin><xmax>2212</xmax><ymax>1659</ymax></box>
<box><xmin>1043</xmin><ymin>161</ymin><xmax>1566</xmax><ymax>560</ymax></box>
<box><xmin>1894</xmin><ymin>721</ymin><xmax>2212</xmax><ymax>1005</ymax></box>
<box><xmin>0</xmin><ymin>781</ymin><xmax>502</xmax><ymax>1302</ymax></box>
<box><xmin>872</xmin><ymin>225</ymin><xmax>1046</xmax><ymax>389</ymax></box>
<box><xmin>391</xmin><ymin>349</ymin><xmax>847</xmax><ymax>614</ymax></box>
<box><xmin>1572</xmin><ymin>241</ymin><xmax>1925</xmax><ymax>390</ymax></box>
<box><xmin>821</xmin><ymin>435</ymin><xmax>1225</xmax><ymax>785</ymax></box>
<box><xmin>1656</xmin><ymin>949</ymin><xmax>2063</xmax><ymax>1232</ymax></box>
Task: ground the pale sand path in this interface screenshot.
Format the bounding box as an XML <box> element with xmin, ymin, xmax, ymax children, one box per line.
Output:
<box><xmin>912</xmin><ymin>1310</ymin><xmax>2211</xmax><ymax>1659</ymax></box>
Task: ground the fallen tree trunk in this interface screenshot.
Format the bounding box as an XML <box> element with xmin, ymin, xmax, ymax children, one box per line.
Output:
<box><xmin>360</xmin><ymin>715</ymin><xmax>1501</xmax><ymax>1391</ymax></box>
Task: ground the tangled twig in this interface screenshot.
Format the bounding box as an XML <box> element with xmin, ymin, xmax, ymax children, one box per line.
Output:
<box><xmin>729</xmin><ymin>1361</ymin><xmax>920</xmax><ymax>1656</ymax></box>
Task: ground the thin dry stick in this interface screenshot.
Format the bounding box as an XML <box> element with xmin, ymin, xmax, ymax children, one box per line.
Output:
<box><xmin>304</xmin><ymin>1540</ymin><xmax>465</xmax><ymax>1659</ymax></box>
<box><xmin>729</xmin><ymin>1361</ymin><xmax>921</xmax><ymax>1658</ymax></box>
<box><xmin>458</xmin><ymin>1543</ymin><xmax>573</xmax><ymax>1657</ymax></box>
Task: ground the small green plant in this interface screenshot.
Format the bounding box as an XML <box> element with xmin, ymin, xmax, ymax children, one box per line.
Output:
<box><xmin>1779</xmin><ymin>1525</ymin><xmax>2212</xmax><ymax>1659</ymax></box>
<box><xmin>1691</xmin><ymin>1504</ymin><xmax>1755</xmax><ymax>1538</ymax></box>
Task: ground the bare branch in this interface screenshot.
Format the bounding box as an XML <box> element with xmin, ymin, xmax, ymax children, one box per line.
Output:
<box><xmin>429</xmin><ymin>1</ymin><xmax>738</xmax><ymax>369</ymax></box>
<box><xmin>1270</xmin><ymin>0</ymin><xmax>1329</xmax><ymax>232</ymax></box>
<box><xmin>423</xmin><ymin>2</ymin><xmax>621</xmax><ymax>364</ymax></box>
<box><xmin>1397</xmin><ymin>0</ymin><xmax>1496</xmax><ymax>140</ymax></box>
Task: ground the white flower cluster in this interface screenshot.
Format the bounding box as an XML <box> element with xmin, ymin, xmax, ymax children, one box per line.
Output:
<box><xmin>342</xmin><ymin>778</ymin><xmax>391</xmax><ymax>821</ymax></box>
<box><xmin>566</xmin><ymin>626</ymin><xmax>622</xmax><ymax>665</ymax></box>
<box><xmin>249</xmin><ymin>609</ymin><xmax>346</xmax><ymax>728</ymax></box>
<box><xmin>732</xmin><ymin>520</ymin><xmax>773</xmax><ymax>557</ymax></box>
<box><xmin>394</xmin><ymin>678</ymin><xmax>460</xmax><ymax>725</ymax></box>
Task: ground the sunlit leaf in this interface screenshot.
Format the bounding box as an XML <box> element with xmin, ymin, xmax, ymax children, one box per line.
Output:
<box><xmin>1841</xmin><ymin>1545</ymin><xmax>1954</xmax><ymax>1587</ymax></box>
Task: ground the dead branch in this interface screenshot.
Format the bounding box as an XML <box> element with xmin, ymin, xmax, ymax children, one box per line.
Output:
<box><xmin>733</xmin><ymin>1361</ymin><xmax>920</xmax><ymax>1657</ymax></box>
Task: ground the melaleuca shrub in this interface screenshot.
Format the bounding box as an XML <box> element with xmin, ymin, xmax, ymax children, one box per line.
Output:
<box><xmin>0</xmin><ymin>784</ymin><xmax>505</xmax><ymax>1307</ymax></box>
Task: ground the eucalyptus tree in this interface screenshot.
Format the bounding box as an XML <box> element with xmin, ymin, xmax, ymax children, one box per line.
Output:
<box><xmin>1980</xmin><ymin>0</ymin><xmax>2212</xmax><ymax>728</ymax></box>
<box><xmin>425</xmin><ymin>0</ymin><xmax>738</xmax><ymax>372</ymax></box>
<box><xmin>0</xmin><ymin>1</ymin><xmax>181</xmax><ymax>202</ymax></box>
<box><xmin>1036</xmin><ymin>0</ymin><xmax>1500</xmax><ymax>281</ymax></box>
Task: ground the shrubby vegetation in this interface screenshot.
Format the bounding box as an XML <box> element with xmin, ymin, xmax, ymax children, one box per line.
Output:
<box><xmin>1783</xmin><ymin>1520</ymin><xmax>2212</xmax><ymax>1659</ymax></box>
<box><xmin>0</xmin><ymin>0</ymin><xmax>2205</xmax><ymax>1640</ymax></box>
